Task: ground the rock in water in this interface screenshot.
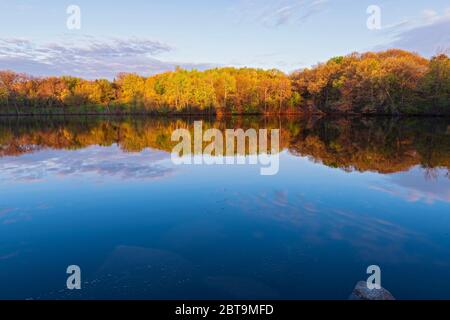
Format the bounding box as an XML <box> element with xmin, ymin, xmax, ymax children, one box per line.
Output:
<box><xmin>349</xmin><ymin>281</ymin><xmax>395</xmax><ymax>300</ymax></box>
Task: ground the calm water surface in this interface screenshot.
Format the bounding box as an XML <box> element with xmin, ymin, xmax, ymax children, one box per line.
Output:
<box><xmin>0</xmin><ymin>116</ymin><xmax>449</xmax><ymax>299</ymax></box>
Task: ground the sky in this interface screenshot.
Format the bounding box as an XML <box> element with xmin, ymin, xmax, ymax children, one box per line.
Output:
<box><xmin>0</xmin><ymin>0</ymin><xmax>449</xmax><ymax>79</ymax></box>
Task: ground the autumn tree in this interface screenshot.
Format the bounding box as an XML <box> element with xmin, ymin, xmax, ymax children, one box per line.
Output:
<box><xmin>0</xmin><ymin>49</ymin><xmax>448</xmax><ymax>115</ymax></box>
<box><xmin>0</xmin><ymin>71</ymin><xmax>20</xmax><ymax>108</ymax></box>
<box><xmin>420</xmin><ymin>54</ymin><xmax>450</xmax><ymax>113</ymax></box>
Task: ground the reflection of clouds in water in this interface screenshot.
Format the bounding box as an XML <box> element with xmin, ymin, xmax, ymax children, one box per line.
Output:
<box><xmin>0</xmin><ymin>251</ymin><xmax>19</xmax><ymax>260</ymax></box>
<box><xmin>228</xmin><ymin>190</ymin><xmax>432</xmax><ymax>264</ymax></box>
<box><xmin>1</xmin><ymin>210</ymin><xmax>32</xmax><ymax>225</ymax></box>
<box><xmin>0</xmin><ymin>208</ymin><xmax>16</xmax><ymax>218</ymax></box>
<box><xmin>372</xmin><ymin>167</ymin><xmax>450</xmax><ymax>204</ymax></box>
<box><xmin>0</xmin><ymin>145</ymin><xmax>174</xmax><ymax>182</ymax></box>
<box><xmin>0</xmin><ymin>204</ymin><xmax>52</xmax><ymax>225</ymax></box>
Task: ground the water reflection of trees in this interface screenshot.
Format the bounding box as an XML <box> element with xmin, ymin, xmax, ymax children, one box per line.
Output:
<box><xmin>0</xmin><ymin>116</ymin><xmax>448</xmax><ymax>174</ymax></box>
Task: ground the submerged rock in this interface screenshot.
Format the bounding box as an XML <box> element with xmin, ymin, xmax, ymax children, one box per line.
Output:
<box><xmin>349</xmin><ymin>281</ymin><xmax>395</xmax><ymax>300</ymax></box>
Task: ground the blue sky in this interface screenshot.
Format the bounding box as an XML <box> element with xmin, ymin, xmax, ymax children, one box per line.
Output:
<box><xmin>0</xmin><ymin>0</ymin><xmax>449</xmax><ymax>78</ymax></box>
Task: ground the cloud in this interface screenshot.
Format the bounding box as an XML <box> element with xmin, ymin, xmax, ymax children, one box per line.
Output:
<box><xmin>0</xmin><ymin>36</ymin><xmax>214</xmax><ymax>79</ymax></box>
<box><xmin>228</xmin><ymin>189</ymin><xmax>424</xmax><ymax>263</ymax></box>
<box><xmin>236</xmin><ymin>0</ymin><xmax>329</xmax><ymax>27</ymax></box>
<box><xmin>383</xmin><ymin>8</ymin><xmax>450</xmax><ymax>56</ymax></box>
<box><xmin>0</xmin><ymin>145</ymin><xmax>175</xmax><ymax>182</ymax></box>
<box><xmin>371</xmin><ymin>167</ymin><xmax>450</xmax><ymax>205</ymax></box>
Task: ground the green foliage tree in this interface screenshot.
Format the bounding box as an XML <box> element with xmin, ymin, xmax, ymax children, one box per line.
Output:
<box><xmin>0</xmin><ymin>50</ymin><xmax>448</xmax><ymax>115</ymax></box>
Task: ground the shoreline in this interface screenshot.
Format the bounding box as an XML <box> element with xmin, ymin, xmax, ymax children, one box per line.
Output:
<box><xmin>2</xmin><ymin>50</ymin><xmax>448</xmax><ymax>119</ymax></box>
<box><xmin>0</xmin><ymin>111</ymin><xmax>448</xmax><ymax>118</ymax></box>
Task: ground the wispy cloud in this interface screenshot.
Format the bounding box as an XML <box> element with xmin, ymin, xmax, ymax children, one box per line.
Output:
<box><xmin>382</xmin><ymin>8</ymin><xmax>450</xmax><ymax>56</ymax></box>
<box><xmin>0</xmin><ymin>145</ymin><xmax>175</xmax><ymax>182</ymax></box>
<box><xmin>235</xmin><ymin>0</ymin><xmax>329</xmax><ymax>27</ymax></box>
<box><xmin>371</xmin><ymin>167</ymin><xmax>450</xmax><ymax>205</ymax></box>
<box><xmin>0</xmin><ymin>35</ymin><xmax>214</xmax><ymax>79</ymax></box>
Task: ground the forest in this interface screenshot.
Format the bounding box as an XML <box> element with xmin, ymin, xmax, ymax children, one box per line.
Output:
<box><xmin>0</xmin><ymin>49</ymin><xmax>449</xmax><ymax>115</ymax></box>
<box><xmin>0</xmin><ymin>116</ymin><xmax>448</xmax><ymax>175</ymax></box>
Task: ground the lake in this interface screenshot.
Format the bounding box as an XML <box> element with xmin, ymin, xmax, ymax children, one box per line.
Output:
<box><xmin>0</xmin><ymin>115</ymin><xmax>449</xmax><ymax>300</ymax></box>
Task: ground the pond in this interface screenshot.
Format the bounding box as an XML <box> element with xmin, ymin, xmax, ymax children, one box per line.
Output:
<box><xmin>0</xmin><ymin>116</ymin><xmax>449</xmax><ymax>299</ymax></box>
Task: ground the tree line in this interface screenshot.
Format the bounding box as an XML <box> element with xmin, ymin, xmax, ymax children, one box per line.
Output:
<box><xmin>0</xmin><ymin>49</ymin><xmax>449</xmax><ymax>115</ymax></box>
<box><xmin>1</xmin><ymin>116</ymin><xmax>448</xmax><ymax>175</ymax></box>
